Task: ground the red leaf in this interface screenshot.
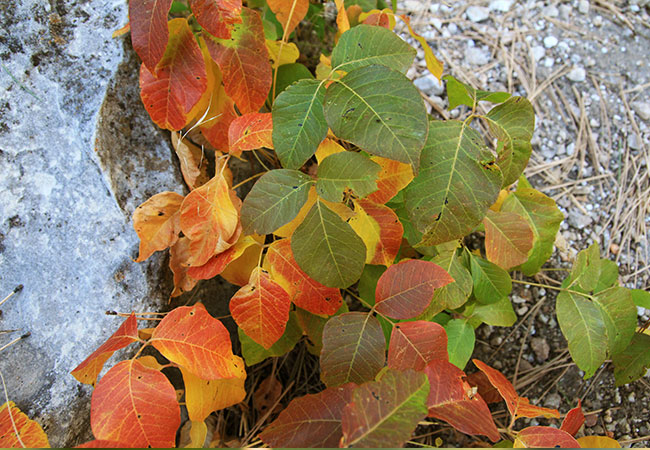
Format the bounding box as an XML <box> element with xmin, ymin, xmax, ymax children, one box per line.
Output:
<box><xmin>560</xmin><ymin>400</ymin><xmax>585</xmax><ymax>437</ymax></box>
<box><xmin>129</xmin><ymin>0</ymin><xmax>172</xmax><ymax>71</ymax></box>
<box><xmin>260</xmin><ymin>384</ymin><xmax>355</xmax><ymax>448</ymax></box>
<box><xmin>228</xmin><ymin>112</ymin><xmax>273</xmax><ymax>157</ymax></box>
<box><xmin>388</xmin><ymin>321</ymin><xmax>448</xmax><ymax>371</ymax></box>
<box><xmin>0</xmin><ymin>401</ymin><xmax>50</xmax><ymax>448</ymax></box>
<box><xmin>266</xmin><ymin>239</ymin><xmax>342</xmax><ymax>316</ymax></box>
<box><xmin>230</xmin><ymin>268</ymin><xmax>292</xmax><ymax>349</ymax></box>
<box><xmin>132</xmin><ymin>191</ymin><xmax>184</xmax><ymax>262</ymax></box>
<box><xmin>189</xmin><ymin>0</ymin><xmax>242</xmax><ymax>39</ymax></box>
<box><xmin>465</xmin><ymin>371</ymin><xmax>503</xmax><ymax>404</ymax></box>
<box><xmin>424</xmin><ymin>360</ymin><xmax>500</xmax><ymax>442</ymax></box>
<box><xmin>150</xmin><ymin>303</ymin><xmax>241</xmax><ymax>379</ymax></box>
<box><xmin>375</xmin><ymin>259</ymin><xmax>454</xmax><ymax>319</ymax></box>
<box><xmin>139</xmin><ymin>18</ymin><xmax>208</xmax><ymax>130</ymax></box>
<box><xmin>76</xmin><ymin>440</ymin><xmax>134</xmax><ymax>448</ymax></box>
<box><xmin>365</xmin><ymin>156</ymin><xmax>413</xmax><ymax>205</ymax></box>
<box><xmin>90</xmin><ymin>359</ymin><xmax>180</xmax><ymax>447</ymax></box>
<box><xmin>515</xmin><ymin>426</ymin><xmax>580</xmax><ymax>448</ymax></box>
<box><xmin>266</xmin><ymin>0</ymin><xmax>309</xmax><ymax>36</ymax></box>
<box><xmin>473</xmin><ymin>359</ymin><xmax>560</xmax><ymax>420</ymax></box>
<box><xmin>71</xmin><ymin>313</ymin><xmax>139</xmax><ymax>386</ymax></box>
<box><xmin>320</xmin><ymin>312</ymin><xmax>386</xmax><ymax>387</ymax></box>
<box><xmin>205</xmin><ymin>7</ymin><xmax>272</xmax><ymax>114</ymax></box>
<box><xmin>349</xmin><ymin>199</ymin><xmax>403</xmax><ymax>267</ymax></box>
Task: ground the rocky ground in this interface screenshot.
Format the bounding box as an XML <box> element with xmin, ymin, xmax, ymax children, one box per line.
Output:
<box><xmin>400</xmin><ymin>0</ymin><xmax>650</xmax><ymax>446</ymax></box>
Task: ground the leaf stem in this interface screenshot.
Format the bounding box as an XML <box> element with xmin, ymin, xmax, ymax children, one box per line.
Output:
<box><xmin>344</xmin><ymin>289</ymin><xmax>395</xmax><ymax>325</ymax></box>
<box><xmin>231</xmin><ymin>171</ymin><xmax>265</xmax><ymax>190</ymax></box>
<box><xmin>510</xmin><ymin>279</ymin><xmax>595</xmax><ymax>300</ymax></box>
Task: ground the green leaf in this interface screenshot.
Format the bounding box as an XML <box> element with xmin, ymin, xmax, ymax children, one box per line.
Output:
<box><xmin>631</xmin><ymin>289</ymin><xmax>650</xmax><ymax>309</ymax></box>
<box><xmin>292</xmin><ymin>200</ymin><xmax>366</xmax><ymax>288</ymax></box>
<box><xmin>341</xmin><ymin>369</ymin><xmax>429</xmax><ymax>448</ymax></box>
<box><xmin>295</xmin><ymin>303</ymin><xmax>348</xmax><ymax>356</ymax></box>
<box><xmin>593</xmin><ymin>287</ymin><xmax>637</xmax><ymax>356</ymax></box>
<box><xmin>316</xmin><ymin>152</ymin><xmax>381</xmax><ymax>202</ymax></box>
<box><xmin>324</xmin><ymin>65</ymin><xmax>428</xmax><ymax>169</ymax></box>
<box><xmin>445</xmin><ymin>319</ymin><xmax>475</xmax><ymax>370</ymax></box>
<box><xmin>331</xmin><ymin>24</ymin><xmax>416</xmax><ymax>73</ymax></box>
<box><xmin>444</xmin><ymin>75</ymin><xmax>511</xmax><ymax>110</ymax></box>
<box><xmin>484</xmin><ymin>97</ymin><xmax>535</xmax><ymax>186</ymax></box>
<box><xmin>471</xmin><ymin>297</ymin><xmax>517</xmax><ymax>327</ymax></box>
<box><xmin>612</xmin><ymin>333</ymin><xmax>650</xmax><ymax>386</ymax></box>
<box><xmin>567</xmin><ymin>243</ymin><xmax>619</xmax><ymax>293</ymax></box>
<box><xmin>404</xmin><ymin>120</ymin><xmax>503</xmax><ymax>246</ymax></box>
<box><xmin>470</xmin><ymin>255</ymin><xmax>512</xmax><ymax>305</ymax></box>
<box><xmin>501</xmin><ymin>187</ymin><xmax>563</xmax><ymax>276</ymax></box>
<box><xmin>344</xmin><ymin>0</ymin><xmax>378</xmax><ymax>11</ymax></box>
<box><xmin>270</xmin><ymin>63</ymin><xmax>314</xmax><ymax>101</ymax></box>
<box><xmin>238</xmin><ymin>312</ymin><xmax>302</xmax><ymax>366</ymax></box>
<box><xmin>273</xmin><ymin>79</ymin><xmax>328</xmax><ymax>169</ymax></box>
<box><xmin>241</xmin><ymin>169</ymin><xmax>313</xmax><ymax>234</ymax></box>
<box><xmin>556</xmin><ymin>290</ymin><xmax>607</xmax><ymax>379</ymax></box>
<box><xmin>320</xmin><ymin>312</ymin><xmax>386</xmax><ymax>386</ymax></box>
<box><xmin>417</xmin><ymin>251</ymin><xmax>472</xmax><ymax>320</ymax></box>
<box><xmin>358</xmin><ymin>264</ymin><xmax>386</xmax><ymax>307</ymax></box>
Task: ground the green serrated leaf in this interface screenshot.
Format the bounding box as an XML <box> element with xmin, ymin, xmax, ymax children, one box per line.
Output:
<box><xmin>556</xmin><ymin>290</ymin><xmax>607</xmax><ymax>379</ymax></box>
<box><xmin>316</xmin><ymin>152</ymin><xmax>381</xmax><ymax>202</ymax></box>
<box><xmin>444</xmin><ymin>75</ymin><xmax>511</xmax><ymax>110</ymax></box>
<box><xmin>341</xmin><ymin>369</ymin><xmax>429</xmax><ymax>448</ymax></box>
<box><xmin>469</xmin><ymin>255</ymin><xmax>512</xmax><ymax>305</ymax></box>
<box><xmin>501</xmin><ymin>187</ymin><xmax>563</xmax><ymax>276</ymax></box>
<box><xmin>593</xmin><ymin>287</ymin><xmax>637</xmax><ymax>356</ymax></box>
<box><xmin>567</xmin><ymin>243</ymin><xmax>619</xmax><ymax>293</ymax></box>
<box><xmin>321</xmin><ymin>312</ymin><xmax>386</xmax><ymax>386</ymax></box>
<box><xmin>404</xmin><ymin>120</ymin><xmax>503</xmax><ymax>246</ymax></box>
<box><xmin>292</xmin><ymin>200</ymin><xmax>366</xmax><ymax>288</ymax></box>
<box><xmin>612</xmin><ymin>333</ymin><xmax>650</xmax><ymax>386</ymax></box>
<box><xmin>445</xmin><ymin>318</ymin><xmax>475</xmax><ymax>370</ymax></box>
<box><xmin>471</xmin><ymin>296</ymin><xmax>517</xmax><ymax>327</ymax></box>
<box><xmin>241</xmin><ymin>169</ymin><xmax>313</xmax><ymax>234</ymax></box>
<box><xmin>273</xmin><ymin>79</ymin><xmax>328</xmax><ymax>169</ymax></box>
<box><xmin>331</xmin><ymin>24</ymin><xmax>415</xmax><ymax>73</ymax></box>
<box><xmin>324</xmin><ymin>65</ymin><xmax>428</xmax><ymax>169</ymax></box>
<box><xmin>484</xmin><ymin>97</ymin><xmax>535</xmax><ymax>187</ymax></box>
<box><xmin>238</xmin><ymin>312</ymin><xmax>302</xmax><ymax>366</ymax></box>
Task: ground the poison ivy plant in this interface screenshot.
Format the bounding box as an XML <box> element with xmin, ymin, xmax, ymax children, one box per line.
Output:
<box><xmin>68</xmin><ymin>1</ymin><xmax>645</xmax><ymax>447</ymax></box>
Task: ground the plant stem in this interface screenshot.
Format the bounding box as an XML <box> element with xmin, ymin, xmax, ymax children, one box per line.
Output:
<box><xmin>511</xmin><ymin>279</ymin><xmax>595</xmax><ymax>300</ymax></box>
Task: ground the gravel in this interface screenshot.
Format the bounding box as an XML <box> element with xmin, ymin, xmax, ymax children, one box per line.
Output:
<box><xmin>567</xmin><ymin>66</ymin><xmax>587</xmax><ymax>82</ymax></box>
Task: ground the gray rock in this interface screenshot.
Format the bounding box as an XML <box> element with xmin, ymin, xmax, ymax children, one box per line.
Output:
<box><xmin>544</xmin><ymin>36</ymin><xmax>559</xmax><ymax>48</ymax></box>
<box><xmin>631</xmin><ymin>101</ymin><xmax>650</xmax><ymax>122</ymax></box>
<box><xmin>414</xmin><ymin>74</ymin><xmax>445</xmax><ymax>96</ymax></box>
<box><xmin>568</xmin><ymin>211</ymin><xmax>594</xmax><ymax>228</ymax></box>
<box><xmin>578</xmin><ymin>0</ymin><xmax>590</xmax><ymax>14</ymax></box>
<box><xmin>628</xmin><ymin>133</ymin><xmax>641</xmax><ymax>150</ymax></box>
<box><xmin>543</xmin><ymin>5</ymin><xmax>559</xmax><ymax>17</ymax></box>
<box><xmin>567</xmin><ymin>66</ymin><xmax>587</xmax><ymax>82</ymax></box>
<box><xmin>466</xmin><ymin>46</ymin><xmax>490</xmax><ymax>66</ymax></box>
<box><xmin>531</xmin><ymin>337</ymin><xmax>550</xmax><ymax>361</ymax></box>
<box><xmin>466</xmin><ymin>6</ymin><xmax>490</xmax><ymax>22</ymax></box>
<box><xmin>0</xmin><ymin>0</ymin><xmax>236</xmax><ymax>446</ymax></box>
<box><xmin>532</xmin><ymin>45</ymin><xmax>546</xmax><ymax>62</ymax></box>
<box><xmin>489</xmin><ymin>0</ymin><xmax>513</xmax><ymax>12</ymax></box>
<box><xmin>544</xmin><ymin>393</ymin><xmax>562</xmax><ymax>409</ymax></box>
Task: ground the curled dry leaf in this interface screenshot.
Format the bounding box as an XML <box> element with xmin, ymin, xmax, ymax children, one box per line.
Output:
<box><xmin>253</xmin><ymin>375</ymin><xmax>283</xmax><ymax>416</ymax></box>
<box><xmin>133</xmin><ymin>191</ymin><xmax>184</xmax><ymax>262</ymax></box>
<box><xmin>169</xmin><ymin>236</ymin><xmax>199</xmax><ymax>298</ymax></box>
<box><xmin>171</xmin><ymin>131</ymin><xmax>210</xmax><ymax>190</ymax></box>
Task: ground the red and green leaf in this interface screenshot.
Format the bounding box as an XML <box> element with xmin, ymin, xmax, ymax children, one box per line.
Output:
<box><xmin>71</xmin><ymin>313</ymin><xmax>139</xmax><ymax>386</ymax></box>
<box><xmin>128</xmin><ymin>0</ymin><xmax>173</xmax><ymax>71</ymax></box>
<box><xmin>349</xmin><ymin>199</ymin><xmax>403</xmax><ymax>267</ymax></box>
<box><xmin>388</xmin><ymin>321</ymin><xmax>448</xmax><ymax>371</ymax></box>
<box><xmin>483</xmin><ymin>209</ymin><xmax>534</xmax><ymax>270</ymax></box>
<box><xmin>365</xmin><ymin>156</ymin><xmax>413</xmax><ymax>204</ymax></box>
<box><xmin>189</xmin><ymin>0</ymin><xmax>242</xmax><ymax>39</ymax></box>
<box><xmin>513</xmin><ymin>426</ymin><xmax>580</xmax><ymax>448</ymax></box>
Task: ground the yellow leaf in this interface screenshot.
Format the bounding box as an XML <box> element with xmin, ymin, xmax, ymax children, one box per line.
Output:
<box><xmin>315</xmin><ymin>138</ymin><xmax>345</xmax><ymax>163</ymax></box>
<box><xmin>220</xmin><ymin>235</ymin><xmax>264</xmax><ymax>286</ymax></box>
<box><xmin>577</xmin><ymin>436</ymin><xmax>621</xmax><ymax>448</ymax></box>
<box><xmin>0</xmin><ymin>402</ymin><xmax>50</xmax><ymax>448</ymax></box>
<box><xmin>334</xmin><ymin>0</ymin><xmax>350</xmax><ymax>38</ymax></box>
<box><xmin>265</xmin><ymin>40</ymin><xmax>300</xmax><ymax>69</ymax></box>
<box><xmin>316</xmin><ymin>54</ymin><xmax>332</xmax><ymax>80</ymax></box>
<box><xmin>133</xmin><ymin>192</ymin><xmax>184</xmax><ymax>262</ymax></box>
<box><xmin>490</xmin><ymin>189</ymin><xmax>510</xmax><ymax>212</ymax></box>
<box><xmin>138</xmin><ymin>355</ymin><xmax>164</xmax><ymax>371</ymax></box>
<box><xmin>400</xmin><ymin>15</ymin><xmax>443</xmax><ymax>80</ymax></box>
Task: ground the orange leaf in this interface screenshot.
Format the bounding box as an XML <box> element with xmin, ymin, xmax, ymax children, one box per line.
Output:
<box><xmin>188</xmin><ymin>234</ymin><xmax>260</xmax><ymax>280</ymax></box>
<box><xmin>133</xmin><ymin>191</ymin><xmax>184</xmax><ymax>262</ymax></box>
<box><xmin>230</xmin><ymin>268</ymin><xmax>292</xmax><ymax>349</ymax></box>
<box><xmin>349</xmin><ymin>199</ymin><xmax>403</xmax><ymax>266</ymax></box>
<box><xmin>375</xmin><ymin>259</ymin><xmax>454</xmax><ymax>319</ymax></box>
<box><xmin>180</xmin><ymin>171</ymin><xmax>241</xmax><ymax>267</ymax></box>
<box><xmin>265</xmin><ymin>239</ymin><xmax>342</xmax><ymax>315</ymax></box>
<box><xmin>388</xmin><ymin>321</ymin><xmax>448</xmax><ymax>371</ymax></box>
<box><xmin>189</xmin><ymin>0</ymin><xmax>242</xmax><ymax>39</ymax></box>
<box><xmin>0</xmin><ymin>401</ymin><xmax>50</xmax><ymax>448</ymax></box>
<box><xmin>71</xmin><ymin>313</ymin><xmax>139</xmax><ymax>386</ymax></box>
<box><xmin>424</xmin><ymin>360</ymin><xmax>500</xmax><ymax>442</ymax></box>
<box><xmin>560</xmin><ymin>400</ymin><xmax>585</xmax><ymax>437</ymax></box>
<box><xmin>473</xmin><ymin>359</ymin><xmax>560</xmax><ymax>420</ymax></box>
<box><xmin>180</xmin><ymin>357</ymin><xmax>246</xmax><ymax>421</ymax></box>
<box><xmin>576</xmin><ymin>436</ymin><xmax>621</xmax><ymax>448</ymax></box>
<box><xmin>253</xmin><ymin>375</ymin><xmax>283</xmax><ymax>415</ymax></box>
<box><xmin>169</xmin><ymin>236</ymin><xmax>199</xmax><ymax>297</ymax></box>
<box><xmin>139</xmin><ymin>18</ymin><xmax>207</xmax><ymax>130</ymax></box>
<box><xmin>228</xmin><ymin>112</ymin><xmax>273</xmax><ymax>157</ymax></box>
<box><xmin>205</xmin><ymin>7</ymin><xmax>272</xmax><ymax>114</ymax></box>
<box><xmin>75</xmin><ymin>440</ymin><xmax>133</xmax><ymax>448</ymax></box>
<box><xmin>199</xmin><ymin>62</ymin><xmax>238</xmax><ymax>152</ymax></box>
<box><xmin>334</xmin><ymin>0</ymin><xmax>350</xmax><ymax>36</ymax></box>
<box><xmin>219</xmin><ymin>233</ymin><xmax>263</xmax><ymax>286</ymax></box>
<box><xmin>267</xmin><ymin>0</ymin><xmax>309</xmax><ymax>36</ymax></box>
<box><xmin>514</xmin><ymin>426</ymin><xmax>580</xmax><ymax>448</ymax></box>
<box><xmin>365</xmin><ymin>156</ymin><xmax>413</xmax><ymax>204</ymax></box>
<box><xmin>128</xmin><ymin>0</ymin><xmax>172</xmax><ymax>71</ymax></box>
<box><xmin>90</xmin><ymin>359</ymin><xmax>180</xmax><ymax>447</ymax></box>
<box><xmin>361</xmin><ymin>9</ymin><xmax>396</xmax><ymax>29</ymax></box>
<box><xmin>150</xmin><ymin>303</ymin><xmax>241</xmax><ymax>379</ymax></box>
<box><xmin>171</xmin><ymin>132</ymin><xmax>210</xmax><ymax>190</ymax></box>
<box><xmin>483</xmin><ymin>209</ymin><xmax>534</xmax><ymax>270</ymax></box>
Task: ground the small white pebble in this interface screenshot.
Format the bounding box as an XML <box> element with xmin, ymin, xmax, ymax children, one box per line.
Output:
<box><xmin>544</xmin><ymin>36</ymin><xmax>559</xmax><ymax>48</ymax></box>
